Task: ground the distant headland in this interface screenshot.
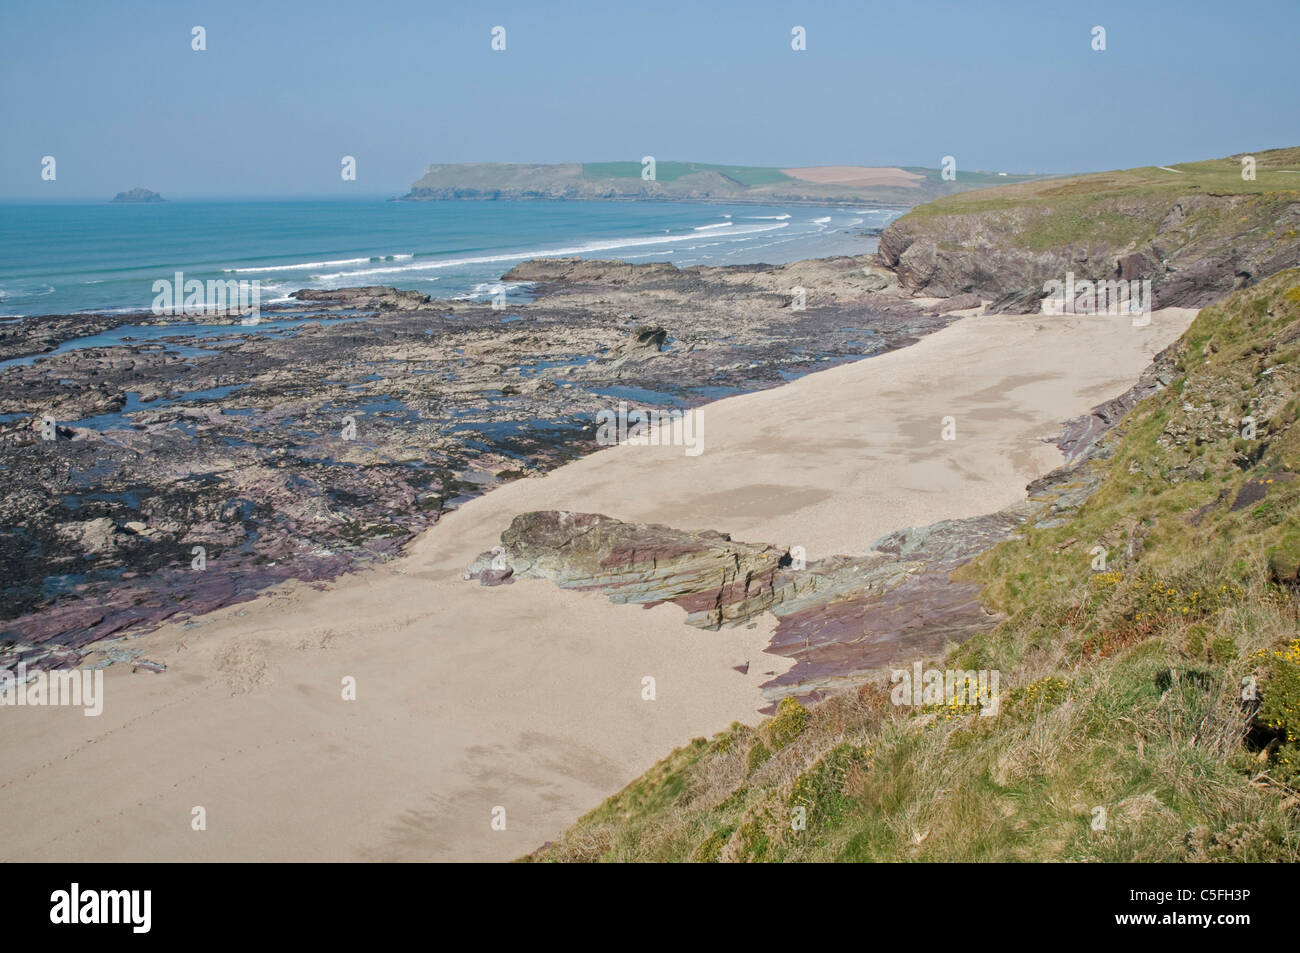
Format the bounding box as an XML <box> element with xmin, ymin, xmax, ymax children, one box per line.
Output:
<box><xmin>398</xmin><ymin>161</ymin><xmax>1050</xmax><ymax>207</ymax></box>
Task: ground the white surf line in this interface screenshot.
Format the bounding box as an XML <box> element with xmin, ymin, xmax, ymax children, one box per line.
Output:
<box><xmin>1156</xmin><ymin>166</ymin><xmax>1186</xmax><ymax>173</ymax></box>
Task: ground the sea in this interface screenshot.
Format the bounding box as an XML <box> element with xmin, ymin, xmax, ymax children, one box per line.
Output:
<box><xmin>0</xmin><ymin>198</ymin><xmax>901</xmax><ymax>319</ymax></box>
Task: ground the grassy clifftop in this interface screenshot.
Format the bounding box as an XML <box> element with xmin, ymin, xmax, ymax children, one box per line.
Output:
<box><xmin>879</xmin><ymin>147</ymin><xmax>1300</xmax><ymax>310</ymax></box>
<box><xmin>400</xmin><ymin>160</ymin><xmax>1047</xmax><ymax>207</ymax></box>
<box><xmin>527</xmin><ymin>271</ymin><xmax>1300</xmax><ymax>862</ymax></box>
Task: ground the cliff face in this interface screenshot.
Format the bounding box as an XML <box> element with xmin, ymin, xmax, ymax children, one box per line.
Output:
<box><xmin>878</xmin><ymin>148</ymin><xmax>1300</xmax><ymax>310</ymax></box>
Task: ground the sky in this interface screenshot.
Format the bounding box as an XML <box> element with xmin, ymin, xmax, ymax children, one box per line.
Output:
<box><xmin>1</xmin><ymin>0</ymin><xmax>1297</xmax><ymax>199</ymax></box>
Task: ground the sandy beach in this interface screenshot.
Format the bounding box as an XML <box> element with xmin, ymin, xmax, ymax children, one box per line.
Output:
<box><xmin>0</xmin><ymin>305</ymin><xmax>1197</xmax><ymax>862</ymax></box>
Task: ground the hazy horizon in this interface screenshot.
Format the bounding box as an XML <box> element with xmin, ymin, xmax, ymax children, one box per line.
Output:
<box><xmin>3</xmin><ymin>0</ymin><xmax>1299</xmax><ymax>199</ymax></box>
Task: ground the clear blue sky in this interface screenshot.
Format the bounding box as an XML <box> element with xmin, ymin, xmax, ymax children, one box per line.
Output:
<box><xmin>2</xmin><ymin>0</ymin><xmax>1297</xmax><ymax>198</ymax></box>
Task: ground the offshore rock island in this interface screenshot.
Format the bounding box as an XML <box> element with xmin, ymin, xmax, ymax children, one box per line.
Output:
<box><xmin>110</xmin><ymin>187</ymin><xmax>166</xmax><ymax>204</ymax></box>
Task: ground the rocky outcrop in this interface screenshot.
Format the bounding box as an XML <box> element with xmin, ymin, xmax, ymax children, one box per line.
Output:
<box><xmin>481</xmin><ymin>511</ymin><xmax>803</xmax><ymax>627</ymax></box>
<box><xmin>0</xmin><ymin>254</ymin><xmax>948</xmax><ymax>671</ymax></box>
<box><xmin>602</xmin><ymin>325</ymin><xmax>667</xmax><ymax>368</ymax></box>
<box><xmin>290</xmin><ymin>286</ymin><xmax>431</xmax><ymax>310</ymax></box>
<box><xmin>877</xmin><ymin>149</ymin><xmax>1300</xmax><ymax>310</ymax></box>
<box><xmin>466</xmin><ymin>334</ymin><xmax>1175</xmax><ymax>701</ymax></box>
<box><xmin>503</xmin><ymin>258</ymin><xmax>683</xmax><ymax>287</ymax></box>
<box><xmin>464</xmin><ymin>508</ymin><xmax>1020</xmax><ymax>701</ymax></box>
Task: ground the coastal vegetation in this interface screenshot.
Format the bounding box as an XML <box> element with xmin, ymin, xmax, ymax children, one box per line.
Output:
<box><xmin>580</xmin><ymin>161</ymin><xmax>794</xmax><ymax>186</ymax></box>
<box><xmin>526</xmin><ymin>268</ymin><xmax>1300</xmax><ymax>862</ymax></box>
<box><xmin>879</xmin><ymin>147</ymin><xmax>1300</xmax><ymax>310</ymax></box>
<box><xmin>401</xmin><ymin>159</ymin><xmax>1048</xmax><ymax>206</ymax></box>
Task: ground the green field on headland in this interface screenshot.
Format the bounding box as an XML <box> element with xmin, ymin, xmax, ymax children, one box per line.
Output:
<box><xmin>401</xmin><ymin>159</ymin><xmax>1052</xmax><ymax>206</ymax></box>
<box><xmin>580</xmin><ymin>161</ymin><xmax>795</xmax><ymax>186</ymax></box>
<box><xmin>907</xmin><ymin>147</ymin><xmax>1300</xmax><ymax>251</ymax></box>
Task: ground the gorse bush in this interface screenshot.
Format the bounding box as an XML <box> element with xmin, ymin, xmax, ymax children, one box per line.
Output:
<box><xmin>1254</xmin><ymin>638</ymin><xmax>1300</xmax><ymax>782</ymax></box>
<box><xmin>765</xmin><ymin>696</ymin><xmax>809</xmax><ymax>750</ymax></box>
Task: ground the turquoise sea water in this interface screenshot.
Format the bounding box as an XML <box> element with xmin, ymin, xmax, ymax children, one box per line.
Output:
<box><xmin>0</xmin><ymin>198</ymin><xmax>899</xmax><ymax>318</ymax></box>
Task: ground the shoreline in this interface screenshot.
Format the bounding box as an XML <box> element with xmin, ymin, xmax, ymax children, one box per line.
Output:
<box><xmin>0</xmin><ymin>299</ymin><xmax>1196</xmax><ymax>861</ymax></box>
<box><xmin>0</xmin><ymin>198</ymin><xmax>890</xmax><ymax>322</ymax></box>
<box><xmin>393</xmin><ymin>193</ymin><xmax>913</xmax><ymax>210</ymax></box>
<box><xmin>0</xmin><ymin>256</ymin><xmax>947</xmax><ymax>669</ymax></box>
